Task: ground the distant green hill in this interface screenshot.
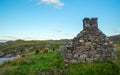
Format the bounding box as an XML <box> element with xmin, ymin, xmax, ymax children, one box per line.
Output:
<box><xmin>0</xmin><ymin>40</ymin><xmax>64</xmax><ymax>57</ymax></box>
<box><xmin>108</xmin><ymin>34</ymin><xmax>120</xmax><ymax>41</ymax></box>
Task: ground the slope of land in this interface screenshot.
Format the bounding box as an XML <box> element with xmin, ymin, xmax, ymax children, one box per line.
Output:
<box><xmin>0</xmin><ymin>41</ymin><xmax>120</xmax><ymax>75</ymax></box>
<box><xmin>0</xmin><ymin>40</ymin><xmax>64</xmax><ymax>57</ymax></box>
<box><xmin>108</xmin><ymin>34</ymin><xmax>120</xmax><ymax>41</ymax></box>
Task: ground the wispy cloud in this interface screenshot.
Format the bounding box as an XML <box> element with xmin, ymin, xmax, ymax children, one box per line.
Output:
<box><xmin>51</xmin><ymin>29</ymin><xmax>75</xmax><ymax>39</ymax></box>
<box><xmin>41</xmin><ymin>0</ymin><xmax>64</xmax><ymax>7</ymax></box>
<box><xmin>0</xmin><ymin>36</ymin><xmax>36</xmax><ymax>40</ymax></box>
<box><xmin>0</xmin><ymin>36</ymin><xmax>18</xmax><ymax>40</ymax></box>
<box><xmin>30</xmin><ymin>0</ymin><xmax>64</xmax><ymax>8</ymax></box>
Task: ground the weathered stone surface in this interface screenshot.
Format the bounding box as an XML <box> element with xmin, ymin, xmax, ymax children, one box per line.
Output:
<box><xmin>60</xmin><ymin>17</ymin><xmax>117</xmax><ymax>63</ymax></box>
<box><xmin>65</xmin><ymin>53</ymin><xmax>72</xmax><ymax>59</ymax></box>
<box><xmin>70</xmin><ymin>59</ymin><xmax>78</xmax><ymax>63</ymax></box>
<box><xmin>78</xmin><ymin>54</ymin><xmax>87</xmax><ymax>62</ymax></box>
<box><xmin>86</xmin><ymin>58</ymin><xmax>94</xmax><ymax>62</ymax></box>
<box><xmin>0</xmin><ymin>51</ymin><xmax>4</xmax><ymax>57</ymax></box>
<box><xmin>64</xmin><ymin>59</ymin><xmax>69</xmax><ymax>63</ymax></box>
<box><xmin>73</xmin><ymin>53</ymin><xmax>79</xmax><ymax>58</ymax></box>
<box><xmin>94</xmin><ymin>54</ymin><xmax>101</xmax><ymax>60</ymax></box>
<box><xmin>3</xmin><ymin>54</ymin><xmax>14</xmax><ymax>58</ymax></box>
<box><xmin>59</xmin><ymin>46</ymin><xmax>65</xmax><ymax>59</ymax></box>
<box><xmin>85</xmin><ymin>42</ymin><xmax>92</xmax><ymax>46</ymax></box>
<box><xmin>79</xmin><ymin>40</ymin><xmax>84</xmax><ymax>42</ymax></box>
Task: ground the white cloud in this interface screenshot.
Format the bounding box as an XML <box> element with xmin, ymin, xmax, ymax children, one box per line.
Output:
<box><xmin>41</xmin><ymin>0</ymin><xmax>64</xmax><ymax>7</ymax></box>
<box><xmin>29</xmin><ymin>0</ymin><xmax>64</xmax><ymax>8</ymax></box>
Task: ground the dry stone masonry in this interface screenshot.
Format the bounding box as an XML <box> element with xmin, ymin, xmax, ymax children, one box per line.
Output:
<box><xmin>60</xmin><ymin>17</ymin><xmax>117</xmax><ymax>64</ymax></box>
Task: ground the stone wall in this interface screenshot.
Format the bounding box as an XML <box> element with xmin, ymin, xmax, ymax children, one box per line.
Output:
<box><xmin>60</xmin><ymin>18</ymin><xmax>117</xmax><ymax>64</ymax></box>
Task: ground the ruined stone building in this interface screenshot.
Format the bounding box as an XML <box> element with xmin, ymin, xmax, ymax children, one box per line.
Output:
<box><xmin>60</xmin><ymin>18</ymin><xmax>117</xmax><ymax>63</ymax></box>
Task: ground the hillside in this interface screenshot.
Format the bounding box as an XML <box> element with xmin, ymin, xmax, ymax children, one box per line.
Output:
<box><xmin>108</xmin><ymin>34</ymin><xmax>120</xmax><ymax>41</ymax></box>
<box><xmin>0</xmin><ymin>41</ymin><xmax>120</xmax><ymax>75</ymax></box>
<box><xmin>0</xmin><ymin>40</ymin><xmax>64</xmax><ymax>57</ymax></box>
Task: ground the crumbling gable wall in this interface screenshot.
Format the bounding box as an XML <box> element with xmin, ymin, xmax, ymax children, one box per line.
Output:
<box><xmin>60</xmin><ymin>18</ymin><xmax>117</xmax><ymax>64</ymax></box>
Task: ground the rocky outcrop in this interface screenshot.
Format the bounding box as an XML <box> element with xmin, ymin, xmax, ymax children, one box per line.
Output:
<box><xmin>60</xmin><ymin>18</ymin><xmax>117</xmax><ymax>64</ymax></box>
<box><xmin>0</xmin><ymin>51</ymin><xmax>4</xmax><ymax>57</ymax></box>
<box><xmin>0</xmin><ymin>45</ymin><xmax>33</xmax><ymax>58</ymax></box>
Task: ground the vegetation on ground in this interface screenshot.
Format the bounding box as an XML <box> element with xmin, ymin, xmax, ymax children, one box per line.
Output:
<box><xmin>0</xmin><ymin>41</ymin><xmax>120</xmax><ymax>75</ymax></box>
<box><xmin>0</xmin><ymin>40</ymin><xmax>64</xmax><ymax>56</ymax></box>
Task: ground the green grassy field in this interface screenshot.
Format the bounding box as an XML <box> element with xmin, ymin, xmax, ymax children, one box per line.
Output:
<box><xmin>0</xmin><ymin>41</ymin><xmax>120</xmax><ymax>75</ymax></box>
<box><xmin>0</xmin><ymin>40</ymin><xmax>64</xmax><ymax>56</ymax></box>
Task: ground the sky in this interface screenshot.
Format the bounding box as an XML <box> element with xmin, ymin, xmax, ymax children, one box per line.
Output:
<box><xmin>0</xmin><ymin>0</ymin><xmax>120</xmax><ymax>40</ymax></box>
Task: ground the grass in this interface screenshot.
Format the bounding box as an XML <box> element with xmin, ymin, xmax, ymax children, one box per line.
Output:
<box><xmin>0</xmin><ymin>40</ymin><xmax>64</xmax><ymax>56</ymax></box>
<box><xmin>0</xmin><ymin>49</ymin><xmax>64</xmax><ymax>75</ymax></box>
<box><xmin>0</xmin><ymin>41</ymin><xmax>120</xmax><ymax>75</ymax></box>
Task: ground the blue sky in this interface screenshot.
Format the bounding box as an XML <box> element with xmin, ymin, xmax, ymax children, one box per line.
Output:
<box><xmin>0</xmin><ymin>0</ymin><xmax>120</xmax><ymax>40</ymax></box>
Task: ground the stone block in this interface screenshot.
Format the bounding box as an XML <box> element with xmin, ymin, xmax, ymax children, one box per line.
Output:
<box><xmin>78</xmin><ymin>54</ymin><xmax>87</xmax><ymax>62</ymax></box>
<box><xmin>73</xmin><ymin>54</ymin><xmax>79</xmax><ymax>58</ymax></box>
<box><xmin>85</xmin><ymin>23</ymin><xmax>90</xmax><ymax>27</ymax></box>
<box><xmin>109</xmin><ymin>41</ymin><xmax>113</xmax><ymax>45</ymax></box>
<box><xmin>70</xmin><ymin>59</ymin><xmax>78</xmax><ymax>63</ymax></box>
<box><xmin>85</xmin><ymin>42</ymin><xmax>92</xmax><ymax>46</ymax></box>
<box><xmin>79</xmin><ymin>40</ymin><xmax>84</xmax><ymax>42</ymax></box>
<box><xmin>65</xmin><ymin>54</ymin><xmax>72</xmax><ymax>59</ymax></box>
<box><xmin>86</xmin><ymin>58</ymin><xmax>94</xmax><ymax>62</ymax></box>
<box><xmin>95</xmin><ymin>54</ymin><xmax>101</xmax><ymax>58</ymax></box>
<box><xmin>64</xmin><ymin>59</ymin><xmax>69</xmax><ymax>63</ymax></box>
